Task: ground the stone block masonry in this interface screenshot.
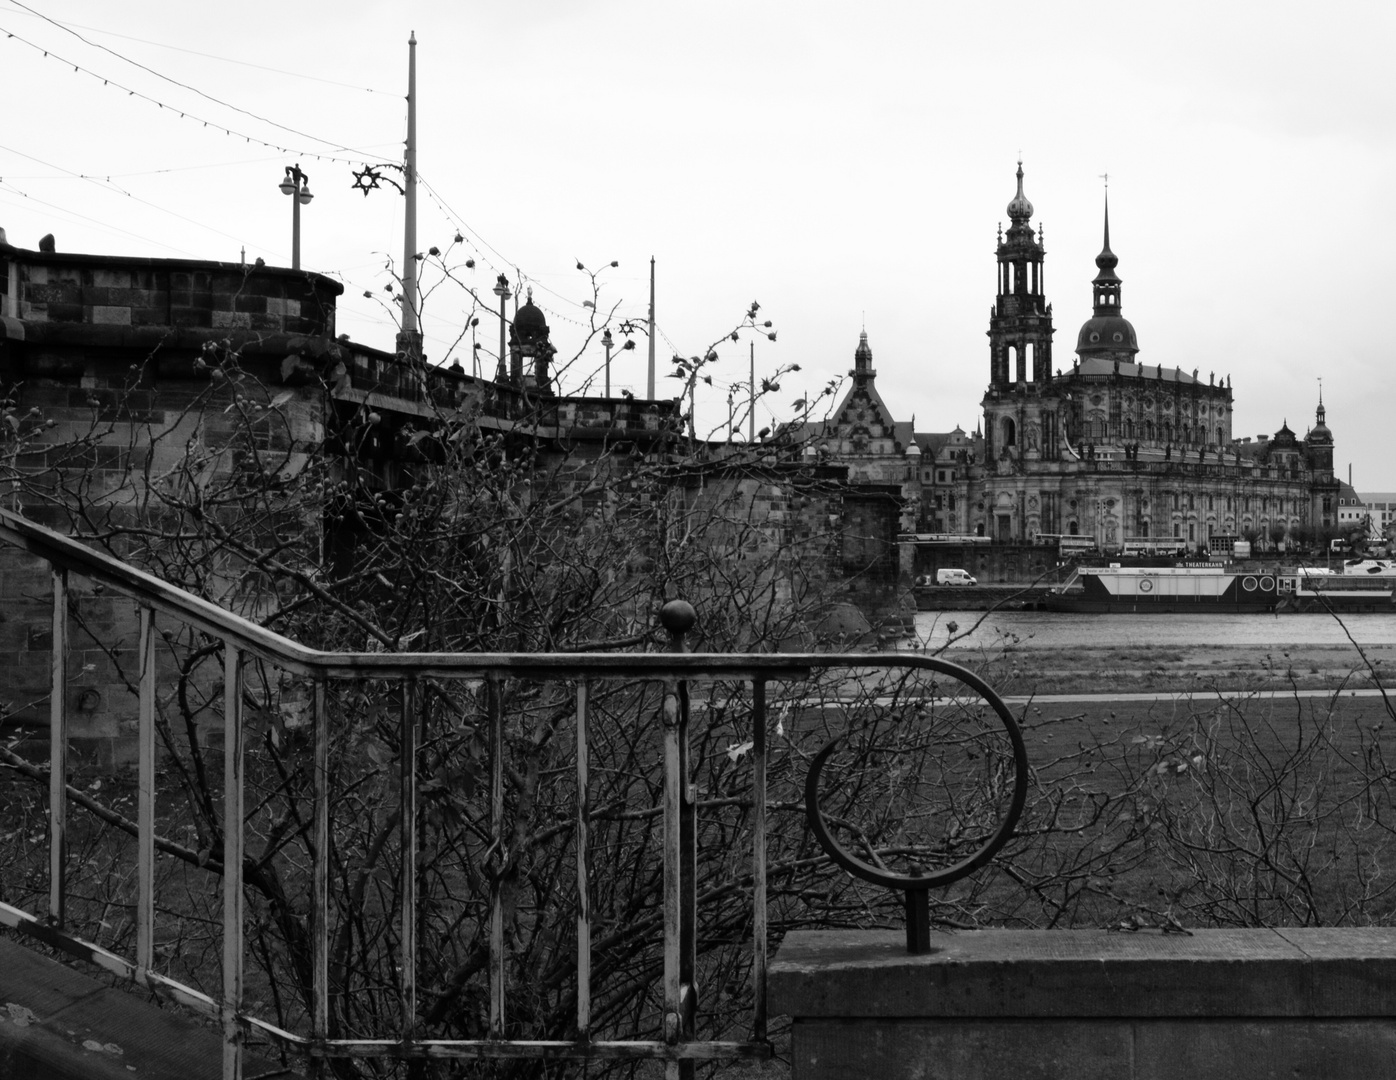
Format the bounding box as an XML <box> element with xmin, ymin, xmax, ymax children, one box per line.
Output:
<box><xmin>2</xmin><ymin>248</ymin><xmax>338</xmax><ymax>338</ymax></box>
<box><xmin>771</xmin><ymin>927</ymin><xmax>1396</xmax><ymax>1079</ymax></box>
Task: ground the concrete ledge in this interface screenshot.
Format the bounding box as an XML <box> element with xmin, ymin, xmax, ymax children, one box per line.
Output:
<box><xmin>0</xmin><ymin>934</ymin><xmax>298</xmax><ymax>1080</ymax></box>
<box><xmin>771</xmin><ymin>929</ymin><xmax>1396</xmax><ymax>1080</ymax></box>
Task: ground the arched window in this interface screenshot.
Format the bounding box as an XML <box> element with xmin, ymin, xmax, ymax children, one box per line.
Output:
<box><xmin>1003</xmin><ymin>417</ymin><xmax>1017</xmax><ymax>447</ymax></box>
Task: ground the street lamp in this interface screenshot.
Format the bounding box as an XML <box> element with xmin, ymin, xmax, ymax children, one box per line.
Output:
<box><xmin>278</xmin><ymin>165</ymin><xmax>314</xmax><ymax>270</ymax></box>
<box><xmin>602</xmin><ymin>328</ymin><xmax>613</xmax><ymax>397</ymax></box>
<box><xmin>492</xmin><ymin>274</ymin><xmax>512</xmax><ymax>383</ymax></box>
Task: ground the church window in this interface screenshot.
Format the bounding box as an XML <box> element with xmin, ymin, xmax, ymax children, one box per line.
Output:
<box><xmin>1003</xmin><ymin>417</ymin><xmax>1017</xmax><ymax>447</ymax></box>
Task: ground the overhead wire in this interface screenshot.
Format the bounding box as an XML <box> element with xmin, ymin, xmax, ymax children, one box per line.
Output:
<box><xmin>0</xmin><ymin>179</ymin><xmax>208</xmax><ymax>257</ymax></box>
<box><xmin>0</xmin><ymin>23</ymin><xmax>398</xmax><ymax>165</ymax></box>
<box><xmin>0</xmin><ymin>4</ymin><xmax>395</xmax><ymax>95</ymax></box>
<box><xmin>7</xmin><ymin>0</ymin><xmax>387</xmax><ymax>155</ymax></box>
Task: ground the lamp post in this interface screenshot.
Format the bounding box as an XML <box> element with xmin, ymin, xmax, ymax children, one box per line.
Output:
<box><xmin>492</xmin><ymin>274</ymin><xmax>512</xmax><ymax>383</ymax></box>
<box><xmin>602</xmin><ymin>328</ymin><xmax>613</xmax><ymax>397</ymax></box>
<box><xmin>278</xmin><ymin>165</ymin><xmax>314</xmax><ymax>270</ymax></box>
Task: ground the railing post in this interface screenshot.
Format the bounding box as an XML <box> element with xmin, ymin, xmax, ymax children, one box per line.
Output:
<box><xmin>575</xmin><ymin>679</ymin><xmax>591</xmax><ymax>1040</ymax></box>
<box><xmin>487</xmin><ymin>673</ymin><xmax>506</xmax><ymax>1039</ymax></box>
<box><xmin>751</xmin><ymin>676</ymin><xmax>768</xmax><ymax>1043</ymax></box>
<box><xmin>48</xmin><ymin>568</ymin><xmax>68</xmax><ymax>928</ymax></box>
<box><xmin>311</xmin><ymin>678</ymin><xmax>329</xmax><ymax>1078</ymax></box>
<box><xmin>658</xmin><ymin>599</ymin><xmax>697</xmax><ymax>1080</ymax></box>
<box><xmin>137</xmin><ymin>607</ymin><xmax>156</xmax><ymax>979</ymax></box>
<box><xmin>400</xmin><ymin>677</ymin><xmax>418</xmax><ymax>1053</ymax></box>
<box><xmin>222</xmin><ymin>645</ymin><xmax>244</xmax><ymax>1080</ymax></box>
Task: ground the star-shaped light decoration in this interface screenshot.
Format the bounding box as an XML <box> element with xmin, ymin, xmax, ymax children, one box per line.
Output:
<box><xmin>351</xmin><ymin>164</ymin><xmax>405</xmax><ymax>197</ymax></box>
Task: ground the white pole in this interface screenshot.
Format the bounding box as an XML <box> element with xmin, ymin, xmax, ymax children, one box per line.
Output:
<box><xmin>647</xmin><ymin>257</ymin><xmax>656</xmax><ymax>400</ymax></box>
<box><xmin>400</xmin><ymin>33</ymin><xmax>420</xmax><ymax>357</ymax></box>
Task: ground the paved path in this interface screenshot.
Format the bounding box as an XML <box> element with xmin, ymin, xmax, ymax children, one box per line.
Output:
<box><xmin>1002</xmin><ymin>687</ymin><xmax>1394</xmax><ymax>704</ymax></box>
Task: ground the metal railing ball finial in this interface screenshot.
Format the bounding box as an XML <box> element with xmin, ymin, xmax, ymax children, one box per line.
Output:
<box><xmin>658</xmin><ymin>599</ymin><xmax>697</xmax><ymax>638</ymax></box>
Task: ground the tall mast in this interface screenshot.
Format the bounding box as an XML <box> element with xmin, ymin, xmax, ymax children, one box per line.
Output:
<box><xmin>646</xmin><ymin>257</ymin><xmax>656</xmax><ymax>400</ymax></box>
<box><xmin>398</xmin><ymin>33</ymin><xmax>420</xmax><ymax>360</ymax></box>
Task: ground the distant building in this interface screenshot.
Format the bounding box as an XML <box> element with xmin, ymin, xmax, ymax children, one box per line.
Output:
<box><xmin>1359</xmin><ymin>492</ymin><xmax>1396</xmax><ymax>538</ymax></box>
<box><xmin>799</xmin><ymin>163</ymin><xmax>1341</xmax><ymax>554</ymax></box>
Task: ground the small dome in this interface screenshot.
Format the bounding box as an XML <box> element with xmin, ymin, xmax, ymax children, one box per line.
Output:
<box><xmin>515</xmin><ymin>293</ymin><xmax>548</xmax><ymax>340</ymax></box>
<box><xmin>1272</xmin><ymin>420</ymin><xmax>1298</xmax><ymax>447</ymax></box>
<box><xmin>1006</xmin><ymin>161</ymin><xmax>1033</xmax><ymax>222</ymax></box>
<box><xmin>1075</xmin><ymin>314</ymin><xmax>1139</xmax><ymax>355</ymax></box>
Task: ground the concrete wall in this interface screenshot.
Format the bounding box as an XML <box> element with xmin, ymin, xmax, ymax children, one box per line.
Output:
<box><xmin>771</xmin><ymin>928</ymin><xmax>1396</xmax><ymax>1080</ymax></box>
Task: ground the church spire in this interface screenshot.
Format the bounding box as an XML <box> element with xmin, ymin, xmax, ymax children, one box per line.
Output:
<box><xmin>1075</xmin><ymin>180</ymin><xmax>1139</xmax><ymax>360</ymax></box>
<box><xmin>1006</xmin><ymin>158</ymin><xmax>1034</xmax><ymax>223</ymax></box>
<box><xmin>853</xmin><ymin>329</ymin><xmax>875</xmax><ymax>382</ymax></box>
<box><xmin>1091</xmin><ymin>188</ymin><xmax>1122</xmax><ymax>315</ymax></box>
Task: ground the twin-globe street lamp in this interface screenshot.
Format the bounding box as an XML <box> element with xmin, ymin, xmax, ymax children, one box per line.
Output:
<box><xmin>278</xmin><ymin>165</ymin><xmax>314</xmax><ymax>270</ymax></box>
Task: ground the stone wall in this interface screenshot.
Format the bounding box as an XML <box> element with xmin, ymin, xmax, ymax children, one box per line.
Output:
<box><xmin>772</xmin><ymin>928</ymin><xmax>1396</xmax><ymax>1080</ymax></box>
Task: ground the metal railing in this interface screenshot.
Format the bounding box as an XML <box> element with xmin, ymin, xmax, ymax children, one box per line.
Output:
<box><xmin>0</xmin><ymin>507</ymin><xmax>1026</xmax><ymax>1079</ymax></box>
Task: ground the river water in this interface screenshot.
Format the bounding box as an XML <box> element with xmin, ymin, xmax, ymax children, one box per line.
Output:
<box><xmin>908</xmin><ymin>611</ymin><xmax>1396</xmax><ymax>651</ymax></box>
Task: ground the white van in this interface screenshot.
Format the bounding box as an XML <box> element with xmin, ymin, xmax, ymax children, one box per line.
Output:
<box><xmin>935</xmin><ymin>568</ymin><xmax>977</xmax><ymax>586</ymax></box>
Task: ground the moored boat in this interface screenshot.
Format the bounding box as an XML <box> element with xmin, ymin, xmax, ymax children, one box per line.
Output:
<box><xmin>1045</xmin><ymin>563</ymin><xmax>1280</xmax><ymax>613</ymax></box>
<box><xmin>1277</xmin><ymin>564</ymin><xmax>1396</xmax><ymax>613</ymax></box>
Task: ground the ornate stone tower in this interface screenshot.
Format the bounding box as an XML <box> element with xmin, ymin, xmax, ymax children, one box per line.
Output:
<box><xmin>988</xmin><ymin>161</ymin><xmax>1054</xmax><ymax>387</ymax></box>
<box><xmin>509</xmin><ymin>287</ymin><xmax>556</xmax><ymax>392</ymax></box>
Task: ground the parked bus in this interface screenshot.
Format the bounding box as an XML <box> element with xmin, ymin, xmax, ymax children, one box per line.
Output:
<box><xmin>901</xmin><ymin>533</ymin><xmax>992</xmax><ymax>545</ymax></box>
<box><xmin>1121</xmin><ymin>537</ymin><xmax>1188</xmax><ymax>558</ymax></box>
<box><xmin>1038</xmin><ymin>533</ymin><xmax>1098</xmax><ymax>558</ymax></box>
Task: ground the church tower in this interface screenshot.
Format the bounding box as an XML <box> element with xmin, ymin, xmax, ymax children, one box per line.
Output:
<box><xmin>1305</xmin><ymin>393</ymin><xmax>1334</xmax><ymax>475</ymax></box>
<box><xmin>988</xmin><ymin>161</ymin><xmax>1054</xmax><ymax>387</ymax></box>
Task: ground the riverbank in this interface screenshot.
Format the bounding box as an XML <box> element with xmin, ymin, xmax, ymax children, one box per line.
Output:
<box><xmin>942</xmin><ymin>642</ymin><xmax>1395</xmax><ymax>696</ymax></box>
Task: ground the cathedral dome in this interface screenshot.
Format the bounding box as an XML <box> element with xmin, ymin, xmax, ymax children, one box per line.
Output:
<box><xmin>1075</xmin><ymin>314</ymin><xmax>1138</xmax><ymax>355</ymax></box>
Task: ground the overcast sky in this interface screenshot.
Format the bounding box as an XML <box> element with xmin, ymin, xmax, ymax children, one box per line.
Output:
<box><xmin>2</xmin><ymin>1</ymin><xmax>1392</xmax><ymax>488</ymax></box>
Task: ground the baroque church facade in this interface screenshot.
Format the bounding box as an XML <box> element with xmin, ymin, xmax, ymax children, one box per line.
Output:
<box><xmin>802</xmin><ymin>164</ymin><xmax>1339</xmax><ymax>553</ymax></box>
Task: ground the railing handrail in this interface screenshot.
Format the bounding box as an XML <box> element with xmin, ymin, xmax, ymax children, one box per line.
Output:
<box><xmin>0</xmin><ymin>506</ymin><xmax>962</xmax><ymax>680</ymax></box>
